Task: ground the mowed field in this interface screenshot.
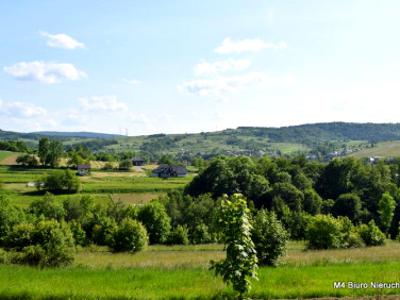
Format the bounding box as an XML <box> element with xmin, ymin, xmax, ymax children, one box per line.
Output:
<box><xmin>350</xmin><ymin>141</ymin><xmax>400</xmax><ymax>158</ymax></box>
<box><xmin>0</xmin><ymin>166</ymin><xmax>192</xmax><ymax>207</ymax></box>
<box><xmin>1</xmin><ymin>242</ymin><xmax>400</xmax><ymax>299</ymax></box>
<box><xmin>0</xmin><ymin>151</ymin><xmax>20</xmax><ymax>166</ymax></box>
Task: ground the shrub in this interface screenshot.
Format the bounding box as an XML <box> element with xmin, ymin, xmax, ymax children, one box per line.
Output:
<box><xmin>167</xmin><ymin>225</ymin><xmax>189</xmax><ymax>245</ymax></box>
<box><xmin>0</xmin><ymin>248</ymin><xmax>9</xmax><ymax>264</ymax></box>
<box><xmin>69</xmin><ymin>220</ymin><xmax>87</xmax><ymax>246</ymax></box>
<box><xmin>252</xmin><ymin>210</ymin><xmax>288</xmax><ymax>266</ymax></box>
<box><xmin>63</xmin><ymin>195</ymin><xmax>95</xmax><ymax>222</ymax></box>
<box><xmin>110</xmin><ymin>219</ymin><xmax>148</xmax><ymax>252</ymax></box>
<box><xmin>191</xmin><ymin>223</ymin><xmax>212</xmax><ymax>244</ymax></box>
<box><xmin>306</xmin><ymin>215</ymin><xmax>343</xmax><ymax>249</ymax></box>
<box><xmin>16</xmin><ymin>154</ymin><xmax>39</xmax><ymax>167</ymax></box>
<box><xmin>3</xmin><ymin>223</ymin><xmax>35</xmax><ymax>250</ymax></box>
<box><xmin>31</xmin><ymin>220</ymin><xmax>75</xmax><ymax>267</ymax></box>
<box><xmin>358</xmin><ymin>220</ymin><xmax>385</xmax><ymax>246</ymax></box>
<box><xmin>90</xmin><ymin>215</ymin><xmax>118</xmax><ymax>246</ymax></box>
<box><xmin>138</xmin><ymin>202</ymin><xmax>171</xmax><ymax>244</ymax></box>
<box><xmin>0</xmin><ymin>196</ymin><xmax>25</xmax><ymax>246</ymax></box>
<box><xmin>338</xmin><ymin>217</ymin><xmax>364</xmax><ymax>248</ymax></box>
<box><xmin>332</xmin><ymin>193</ymin><xmax>362</xmax><ymax>222</ymax></box>
<box><xmin>39</xmin><ymin>170</ymin><xmax>81</xmax><ymax>194</ymax></box>
<box><xmin>119</xmin><ymin>159</ymin><xmax>133</xmax><ymax>171</ymax></box>
<box><xmin>29</xmin><ymin>193</ymin><xmax>65</xmax><ymax>221</ymax></box>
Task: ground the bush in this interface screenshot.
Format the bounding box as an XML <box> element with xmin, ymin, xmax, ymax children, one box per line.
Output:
<box><xmin>252</xmin><ymin>210</ymin><xmax>288</xmax><ymax>266</ymax></box>
<box><xmin>16</xmin><ymin>154</ymin><xmax>39</xmax><ymax>167</ymax></box>
<box><xmin>338</xmin><ymin>217</ymin><xmax>364</xmax><ymax>248</ymax></box>
<box><xmin>138</xmin><ymin>202</ymin><xmax>171</xmax><ymax>244</ymax></box>
<box><xmin>3</xmin><ymin>223</ymin><xmax>35</xmax><ymax>250</ymax></box>
<box><xmin>29</xmin><ymin>193</ymin><xmax>65</xmax><ymax>221</ymax></box>
<box><xmin>119</xmin><ymin>159</ymin><xmax>133</xmax><ymax>171</ymax></box>
<box><xmin>358</xmin><ymin>220</ymin><xmax>386</xmax><ymax>246</ymax></box>
<box><xmin>63</xmin><ymin>195</ymin><xmax>95</xmax><ymax>222</ymax></box>
<box><xmin>0</xmin><ymin>196</ymin><xmax>25</xmax><ymax>246</ymax></box>
<box><xmin>110</xmin><ymin>219</ymin><xmax>148</xmax><ymax>252</ymax></box>
<box><xmin>306</xmin><ymin>215</ymin><xmax>343</xmax><ymax>249</ymax></box>
<box><xmin>191</xmin><ymin>223</ymin><xmax>212</xmax><ymax>244</ymax></box>
<box><xmin>86</xmin><ymin>214</ymin><xmax>117</xmax><ymax>246</ymax></box>
<box><xmin>39</xmin><ymin>170</ymin><xmax>81</xmax><ymax>194</ymax></box>
<box><xmin>167</xmin><ymin>225</ymin><xmax>189</xmax><ymax>245</ymax></box>
<box><xmin>332</xmin><ymin>193</ymin><xmax>362</xmax><ymax>222</ymax></box>
<box><xmin>69</xmin><ymin>220</ymin><xmax>87</xmax><ymax>246</ymax></box>
<box><xmin>0</xmin><ymin>248</ymin><xmax>9</xmax><ymax>264</ymax></box>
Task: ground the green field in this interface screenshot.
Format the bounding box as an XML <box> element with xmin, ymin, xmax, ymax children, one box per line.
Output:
<box><xmin>2</xmin><ymin>242</ymin><xmax>400</xmax><ymax>299</ymax></box>
<box><xmin>350</xmin><ymin>141</ymin><xmax>400</xmax><ymax>158</ymax></box>
<box><xmin>0</xmin><ymin>166</ymin><xmax>191</xmax><ymax>207</ymax></box>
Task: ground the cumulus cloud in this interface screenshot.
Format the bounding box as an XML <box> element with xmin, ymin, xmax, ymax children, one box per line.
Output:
<box><xmin>214</xmin><ymin>37</ymin><xmax>287</xmax><ymax>54</ymax></box>
<box><xmin>0</xmin><ymin>100</ymin><xmax>47</xmax><ymax>118</ymax></box>
<box><xmin>78</xmin><ymin>96</ymin><xmax>128</xmax><ymax>112</ymax></box>
<box><xmin>4</xmin><ymin>61</ymin><xmax>86</xmax><ymax>84</ymax></box>
<box><xmin>40</xmin><ymin>31</ymin><xmax>85</xmax><ymax>49</ymax></box>
<box><xmin>194</xmin><ymin>59</ymin><xmax>251</xmax><ymax>76</ymax></box>
<box><xmin>179</xmin><ymin>72</ymin><xmax>294</xmax><ymax>98</ymax></box>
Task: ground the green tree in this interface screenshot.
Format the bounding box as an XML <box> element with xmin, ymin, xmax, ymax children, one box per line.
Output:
<box><xmin>210</xmin><ymin>194</ymin><xmax>258</xmax><ymax>297</ymax></box>
<box><xmin>38</xmin><ymin>137</ymin><xmax>50</xmax><ymax>166</ymax></box>
<box><xmin>110</xmin><ymin>219</ymin><xmax>148</xmax><ymax>252</ymax></box>
<box><xmin>357</xmin><ymin>220</ymin><xmax>385</xmax><ymax>246</ymax></box>
<box><xmin>16</xmin><ymin>154</ymin><xmax>39</xmax><ymax>167</ymax></box>
<box><xmin>29</xmin><ymin>193</ymin><xmax>66</xmax><ymax>221</ymax></box>
<box><xmin>40</xmin><ymin>170</ymin><xmax>81</xmax><ymax>194</ymax></box>
<box><xmin>306</xmin><ymin>214</ymin><xmax>342</xmax><ymax>249</ymax></box>
<box><xmin>138</xmin><ymin>202</ymin><xmax>171</xmax><ymax>244</ymax></box>
<box><xmin>119</xmin><ymin>159</ymin><xmax>133</xmax><ymax>170</ymax></box>
<box><xmin>332</xmin><ymin>193</ymin><xmax>362</xmax><ymax>222</ymax></box>
<box><xmin>252</xmin><ymin>210</ymin><xmax>288</xmax><ymax>266</ymax></box>
<box><xmin>378</xmin><ymin>192</ymin><xmax>396</xmax><ymax>234</ymax></box>
<box><xmin>47</xmin><ymin>140</ymin><xmax>64</xmax><ymax>168</ymax></box>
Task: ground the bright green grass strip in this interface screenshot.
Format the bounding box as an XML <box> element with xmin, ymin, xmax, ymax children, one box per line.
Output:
<box><xmin>0</xmin><ymin>262</ymin><xmax>400</xmax><ymax>299</ymax></box>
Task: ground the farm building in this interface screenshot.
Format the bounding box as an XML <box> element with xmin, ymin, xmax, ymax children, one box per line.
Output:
<box><xmin>77</xmin><ymin>164</ymin><xmax>91</xmax><ymax>176</ymax></box>
<box><xmin>152</xmin><ymin>164</ymin><xmax>187</xmax><ymax>178</ymax></box>
<box><xmin>132</xmin><ymin>157</ymin><xmax>145</xmax><ymax>166</ymax></box>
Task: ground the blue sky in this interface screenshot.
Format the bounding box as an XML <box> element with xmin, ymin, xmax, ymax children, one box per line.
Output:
<box><xmin>1</xmin><ymin>1</ymin><xmax>400</xmax><ymax>135</ymax></box>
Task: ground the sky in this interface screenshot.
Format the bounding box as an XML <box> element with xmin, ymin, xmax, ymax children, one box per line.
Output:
<box><xmin>1</xmin><ymin>0</ymin><xmax>400</xmax><ymax>135</ymax></box>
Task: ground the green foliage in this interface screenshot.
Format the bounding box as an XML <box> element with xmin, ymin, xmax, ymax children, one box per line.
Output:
<box><xmin>63</xmin><ymin>195</ymin><xmax>95</xmax><ymax>222</ymax></box>
<box><xmin>29</xmin><ymin>193</ymin><xmax>66</xmax><ymax>221</ymax></box>
<box><xmin>118</xmin><ymin>159</ymin><xmax>133</xmax><ymax>170</ymax></box>
<box><xmin>378</xmin><ymin>192</ymin><xmax>396</xmax><ymax>234</ymax></box>
<box><xmin>40</xmin><ymin>169</ymin><xmax>81</xmax><ymax>194</ymax></box>
<box><xmin>306</xmin><ymin>215</ymin><xmax>343</xmax><ymax>249</ymax></box>
<box><xmin>16</xmin><ymin>154</ymin><xmax>39</xmax><ymax>167</ymax></box>
<box><xmin>358</xmin><ymin>220</ymin><xmax>386</xmax><ymax>246</ymax></box>
<box><xmin>90</xmin><ymin>215</ymin><xmax>117</xmax><ymax>246</ymax></box>
<box><xmin>211</xmin><ymin>194</ymin><xmax>258</xmax><ymax>297</ymax></box>
<box><xmin>332</xmin><ymin>193</ymin><xmax>362</xmax><ymax>222</ymax></box>
<box><xmin>191</xmin><ymin>223</ymin><xmax>212</xmax><ymax>244</ymax></box>
<box><xmin>38</xmin><ymin>138</ymin><xmax>64</xmax><ymax>168</ymax></box>
<box><xmin>69</xmin><ymin>220</ymin><xmax>87</xmax><ymax>246</ymax></box>
<box><xmin>166</xmin><ymin>225</ymin><xmax>189</xmax><ymax>245</ymax></box>
<box><xmin>138</xmin><ymin>202</ymin><xmax>171</xmax><ymax>244</ymax></box>
<box><xmin>0</xmin><ymin>196</ymin><xmax>25</xmax><ymax>246</ymax></box>
<box><xmin>252</xmin><ymin>210</ymin><xmax>288</xmax><ymax>266</ymax></box>
<box><xmin>110</xmin><ymin>219</ymin><xmax>148</xmax><ymax>252</ymax></box>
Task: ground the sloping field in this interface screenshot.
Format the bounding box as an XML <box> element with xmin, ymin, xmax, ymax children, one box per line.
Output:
<box><xmin>349</xmin><ymin>141</ymin><xmax>400</xmax><ymax>158</ymax></box>
<box><xmin>0</xmin><ymin>151</ymin><xmax>19</xmax><ymax>165</ymax></box>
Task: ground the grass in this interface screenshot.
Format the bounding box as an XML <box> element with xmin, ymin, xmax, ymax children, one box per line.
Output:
<box><xmin>350</xmin><ymin>141</ymin><xmax>400</xmax><ymax>158</ymax></box>
<box><xmin>1</xmin><ymin>262</ymin><xmax>400</xmax><ymax>299</ymax></box>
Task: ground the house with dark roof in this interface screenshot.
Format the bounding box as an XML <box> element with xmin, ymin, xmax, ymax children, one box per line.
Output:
<box><xmin>132</xmin><ymin>157</ymin><xmax>145</xmax><ymax>166</ymax></box>
<box><xmin>77</xmin><ymin>164</ymin><xmax>91</xmax><ymax>176</ymax></box>
<box><xmin>152</xmin><ymin>164</ymin><xmax>187</xmax><ymax>178</ymax></box>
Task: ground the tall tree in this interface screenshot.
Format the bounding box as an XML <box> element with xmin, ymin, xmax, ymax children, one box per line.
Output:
<box><xmin>47</xmin><ymin>140</ymin><xmax>64</xmax><ymax>168</ymax></box>
<box><xmin>378</xmin><ymin>192</ymin><xmax>396</xmax><ymax>235</ymax></box>
<box><xmin>38</xmin><ymin>137</ymin><xmax>50</xmax><ymax>166</ymax></box>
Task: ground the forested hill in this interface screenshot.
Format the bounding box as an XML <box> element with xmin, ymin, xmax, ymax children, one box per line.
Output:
<box><xmin>3</xmin><ymin>122</ymin><xmax>400</xmax><ymax>158</ymax></box>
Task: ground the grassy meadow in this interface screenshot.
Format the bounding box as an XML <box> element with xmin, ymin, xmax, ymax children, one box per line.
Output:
<box><xmin>2</xmin><ymin>163</ymin><xmax>400</xmax><ymax>299</ymax></box>
<box><xmin>1</xmin><ymin>242</ymin><xmax>400</xmax><ymax>299</ymax></box>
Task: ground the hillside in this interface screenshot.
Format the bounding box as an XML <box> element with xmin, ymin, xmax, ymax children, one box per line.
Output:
<box><xmin>3</xmin><ymin>122</ymin><xmax>400</xmax><ymax>158</ymax></box>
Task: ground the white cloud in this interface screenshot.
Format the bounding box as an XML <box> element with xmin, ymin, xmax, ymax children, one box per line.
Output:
<box><xmin>78</xmin><ymin>96</ymin><xmax>128</xmax><ymax>112</ymax></box>
<box><xmin>194</xmin><ymin>59</ymin><xmax>251</xmax><ymax>76</ymax></box>
<box><xmin>128</xmin><ymin>112</ymin><xmax>155</xmax><ymax>131</ymax></box>
<box><xmin>4</xmin><ymin>61</ymin><xmax>86</xmax><ymax>84</ymax></box>
<box><xmin>0</xmin><ymin>99</ymin><xmax>47</xmax><ymax>118</ymax></box>
<box><xmin>214</xmin><ymin>37</ymin><xmax>287</xmax><ymax>54</ymax></box>
<box><xmin>40</xmin><ymin>31</ymin><xmax>85</xmax><ymax>49</ymax></box>
<box><xmin>179</xmin><ymin>72</ymin><xmax>294</xmax><ymax>98</ymax></box>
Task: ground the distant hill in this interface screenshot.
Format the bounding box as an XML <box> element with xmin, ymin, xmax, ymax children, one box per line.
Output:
<box><xmin>32</xmin><ymin>131</ymin><xmax>123</xmax><ymax>139</ymax></box>
<box><xmin>3</xmin><ymin>122</ymin><xmax>400</xmax><ymax>158</ymax></box>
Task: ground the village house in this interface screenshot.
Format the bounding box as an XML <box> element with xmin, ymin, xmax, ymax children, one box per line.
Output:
<box><xmin>152</xmin><ymin>164</ymin><xmax>188</xmax><ymax>178</ymax></box>
<box><xmin>77</xmin><ymin>164</ymin><xmax>91</xmax><ymax>176</ymax></box>
<box><xmin>131</xmin><ymin>157</ymin><xmax>145</xmax><ymax>166</ymax></box>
